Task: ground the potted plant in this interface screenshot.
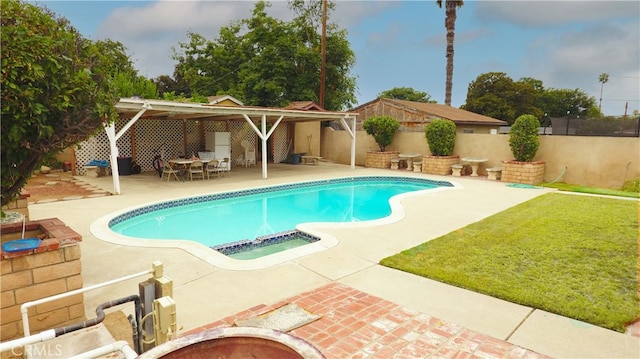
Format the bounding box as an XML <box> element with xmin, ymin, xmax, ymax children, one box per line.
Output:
<box><xmin>363</xmin><ymin>116</ymin><xmax>400</xmax><ymax>168</ymax></box>
<box><xmin>502</xmin><ymin>114</ymin><xmax>545</xmax><ymax>184</ymax></box>
<box><xmin>422</xmin><ymin>118</ymin><xmax>459</xmax><ymax>175</ymax></box>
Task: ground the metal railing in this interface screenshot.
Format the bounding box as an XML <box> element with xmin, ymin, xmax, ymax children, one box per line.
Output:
<box><xmin>1</xmin><ymin>262</ymin><xmax>165</xmax><ymax>356</ymax></box>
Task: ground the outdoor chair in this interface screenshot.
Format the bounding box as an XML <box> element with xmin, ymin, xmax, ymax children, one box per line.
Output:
<box><xmin>189</xmin><ymin>160</ymin><xmax>205</xmax><ymax>181</ymax></box>
<box><xmin>234</xmin><ymin>155</ymin><xmax>245</xmax><ymax>167</ymax></box>
<box><xmin>205</xmin><ymin>159</ymin><xmax>220</xmax><ymax>179</ymax></box>
<box><xmin>161</xmin><ymin>162</ymin><xmax>180</xmax><ymax>182</ymax></box>
<box><xmin>244</xmin><ymin>149</ymin><xmax>256</xmax><ymax>167</ymax></box>
<box><xmin>218</xmin><ymin>158</ymin><xmax>230</xmax><ymax>177</ymax></box>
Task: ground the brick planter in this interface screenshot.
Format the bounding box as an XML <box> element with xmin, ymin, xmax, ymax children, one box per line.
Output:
<box><xmin>1</xmin><ymin>218</ymin><xmax>84</xmax><ymax>341</ymax></box>
<box><xmin>501</xmin><ymin>160</ymin><xmax>546</xmax><ymax>185</ymax></box>
<box><xmin>365</xmin><ymin>151</ymin><xmax>399</xmax><ymax>169</ymax></box>
<box><xmin>422</xmin><ymin>155</ymin><xmax>460</xmax><ymax>176</ymax></box>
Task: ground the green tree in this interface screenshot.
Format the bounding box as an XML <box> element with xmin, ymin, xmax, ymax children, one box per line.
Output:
<box><xmin>437</xmin><ymin>0</ymin><xmax>464</xmax><ymax>106</ymax></box>
<box><xmin>363</xmin><ymin>116</ymin><xmax>400</xmax><ymax>152</ymax></box>
<box><xmin>94</xmin><ymin>39</ymin><xmax>158</xmax><ymax>99</ymax></box>
<box><xmin>425</xmin><ymin>119</ymin><xmax>456</xmax><ymax>156</ymax></box>
<box><xmin>154</xmin><ymin>73</ymin><xmax>191</xmax><ymax>98</ymax></box>
<box><xmin>463</xmin><ymin>72</ymin><xmax>597</xmax><ymax>124</ymax></box>
<box><xmin>538</xmin><ymin>88</ymin><xmax>598</xmax><ymax>118</ymax></box>
<box><xmin>173</xmin><ymin>1</ymin><xmax>356</xmax><ymax>110</ymax></box>
<box><xmin>462</xmin><ymin>72</ymin><xmax>517</xmax><ymax>123</ymax></box>
<box><xmin>378</xmin><ymin>87</ymin><xmax>437</xmax><ymax>103</ymax></box>
<box><xmin>509</xmin><ymin>114</ymin><xmax>540</xmax><ymax>162</ymax></box>
<box><xmin>1</xmin><ymin>0</ymin><xmax>119</xmax><ymax>206</ymax></box>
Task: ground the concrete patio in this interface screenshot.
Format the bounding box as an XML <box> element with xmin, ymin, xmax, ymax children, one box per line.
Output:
<box><xmin>26</xmin><ymin>162</ymin><xmax>640</xmax><ymax>358</ymax></box>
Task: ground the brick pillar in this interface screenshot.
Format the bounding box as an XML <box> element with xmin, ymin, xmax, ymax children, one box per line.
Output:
<box><xmin>501</xmin><ymin>161</ymin><xmax>546</xmax><ymax>185</ymax></box>
<box><xmin>1</xmin><ymin>218</ymin><xmax>84</xmax><ymax>341</ymax></box>
<box><xmin>422</xmin><ymin>155</ymin><xmax>460</xmax><ymax>176</ymax></box>
<box><xmin>365</xmin><ymin>151</ymin><xmax>399</xmax><ymax>169</ymax></box>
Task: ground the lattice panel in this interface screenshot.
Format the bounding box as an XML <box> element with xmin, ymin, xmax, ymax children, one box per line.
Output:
<box><xmin>74</xmin><ymin>118</ymin><xmax>292</xmax><ymax>174</ymax></box>
<box><xmin>184</xmin><ymin>120</ymin><xmax>200</xmax><ymax>159</ymax></box>
<box><xmin>74</xmin><ymin>121</ymin><xmax>130</xmax><ymax>175</ymax></box>
<box><xmin>273</xmin><ymin>124</ymin><xmax>289</xmax><ymax>163</ymax></box>
<box><xmin>204</xmin><ymin>121</ymin><xmax>227</xmax><ymax>134</ymax></box>
<box><xmin>135</xmin><ymin>120</ymin><xmax>183</xmax><ymax>172</ymax></box>
<box><xmin>229</xmin><ymin>121</ymin><xmax>256</xmax><ymax>164</ymax></box>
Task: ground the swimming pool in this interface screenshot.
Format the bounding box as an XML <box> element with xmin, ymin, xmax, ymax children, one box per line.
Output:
<box><xmin>90</xmin><ymin>174</ymin><xmax>460</xmax><ymax>270</ymax></box>
<box><xmin>109</xmin><ymin>176</ymin><xmax>452</xmax><ymax>244</ymax></box>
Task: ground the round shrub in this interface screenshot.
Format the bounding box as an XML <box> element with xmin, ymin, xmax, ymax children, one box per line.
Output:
<box><xmin>425</xmin><ymin>118</ymin><xmax>456</xmax><ymax>156</ymax></box>
<box><xmin>509</xmin><ymin>114</ymin><xmax>540</xmax><ymax>162</ymax></box>
<box><xmin>363</xmin><ymin>116</ymin><xmax>400</xmax><ymax>152</ymax></box>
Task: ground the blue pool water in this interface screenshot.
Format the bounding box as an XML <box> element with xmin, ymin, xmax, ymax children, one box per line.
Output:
<box><xmin>109</xmin><ymin>176</ymin><xmax>452</xmax><ymax>247</ymax></box>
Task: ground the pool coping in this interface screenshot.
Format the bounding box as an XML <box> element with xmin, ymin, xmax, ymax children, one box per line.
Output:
<box><xmin>89</xmin><ymin>175</ymin><xmax>460</xmax><ymax>270</ymax></box>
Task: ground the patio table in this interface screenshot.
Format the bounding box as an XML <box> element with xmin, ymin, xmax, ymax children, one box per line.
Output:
<box><xmin>461</xmin><ymin>157</ymin><xmax>488</xmax><ymax>177</ymax></box>
<box><xmin>169</xmin><ymin>158</ymin><xmax>213</xmax><ymax>179</ymax></box>
<box><xmin>398</xmin><ymin>153</ymin><xmax>422</xmax><ymax>171</ymax></box>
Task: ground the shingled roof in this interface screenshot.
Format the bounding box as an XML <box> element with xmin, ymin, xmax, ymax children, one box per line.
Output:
<box><xmin>352</xmin><ymin>98</ymin><xmax>506</xmax><ymax>126</ymax></box>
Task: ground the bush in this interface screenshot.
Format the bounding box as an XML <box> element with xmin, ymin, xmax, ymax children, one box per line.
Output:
<box><xmin>509</xmin><ymin>114</ymin><xmax>540</xmax><ymax>162</ymax></box>
<box><xmin>363</xmin><ymin>116</ymin><xmax>400</xmax><ymax>152</ymax></box>
<box><xmin>425</xmin><ymin>119</ymin><xmax>456</xmax><ymax>156</ymax></box>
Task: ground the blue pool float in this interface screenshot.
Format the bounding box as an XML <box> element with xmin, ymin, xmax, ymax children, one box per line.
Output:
<box><xmin>2</xmin><ymin>238</ymin><xmax>41</xmax><ymax>252</ymax></box>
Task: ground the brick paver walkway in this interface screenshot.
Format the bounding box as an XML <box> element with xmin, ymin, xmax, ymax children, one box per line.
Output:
<box><xmin>186</xmin><ymin>283</ymin><xmax>551</xmax><ymax>358</ymax></box>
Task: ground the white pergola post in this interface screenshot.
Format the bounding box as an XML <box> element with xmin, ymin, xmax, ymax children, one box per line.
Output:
<box><xmin>339</xmin><ymin>115</ymin><xmax>357</xmax><ymax>169</ymax></box>
<box><xmin>105</xmin><ymin>103</ymin><xmax>149</xmax><ymax>194</ymax></box>
<box><xmin>243</xmin><ymin>114</ymin><xmax>284</xmax><ymax>179</ymax></box>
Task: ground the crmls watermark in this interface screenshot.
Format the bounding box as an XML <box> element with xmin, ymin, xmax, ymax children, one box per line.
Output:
<box><xmin>11</xmin><ymin>343</ymin><xmax>64</xmax><ymax>358</ymax></box>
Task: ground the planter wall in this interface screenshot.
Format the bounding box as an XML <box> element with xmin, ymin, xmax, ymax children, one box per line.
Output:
<box><xmin>501</xmin><ymin>160</ymin><xmax>546</xmax><ymax>185</ymax></box>
<box><xmin>422</xmin><ymin>155</ymin><xmax>460</xmax><ymax>176</ymax></box>
<box><xmin>0</xmin><ymin>218</ymin><xmax>84</xmax><ymax>341</ymax></box>
<box><xmin>365</xmin><ymin>151</ymin><xmax>399</xmax><ymax>169</ymax></box>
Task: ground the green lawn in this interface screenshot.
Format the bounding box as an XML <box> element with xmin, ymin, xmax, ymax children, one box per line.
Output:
<box><xmin>541</xmin><ymin>182</ymin><xmax>639</xmax><ymax>199</ymax></box>
<box><xmin>380</xmin><ymin>193</ymin><xmax>639</xmax><ymax>332</ymax></box>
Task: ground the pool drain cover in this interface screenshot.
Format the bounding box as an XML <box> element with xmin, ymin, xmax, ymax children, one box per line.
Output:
<box><xmin>234</xmin><ymin>303</ymin><xmax>321</xmax><ymax>332</ymax></box>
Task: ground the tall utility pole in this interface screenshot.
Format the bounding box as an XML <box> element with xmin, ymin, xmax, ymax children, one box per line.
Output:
<box><xmin>319</xmin><ymin>0</ymin><xmax>327</xmax><ymax>108</ymax></box>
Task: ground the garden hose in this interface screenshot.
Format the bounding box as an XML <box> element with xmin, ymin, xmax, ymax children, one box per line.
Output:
<box><xmin>549</xmin><ymin>166</ymin><xmax>567</xmax><ymax>184</ymax></box>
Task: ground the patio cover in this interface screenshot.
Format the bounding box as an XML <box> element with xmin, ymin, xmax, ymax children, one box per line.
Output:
<box><xmin>106</xmin><ymin>98</ymin><xmax>358</xmax><ymax>194</ymax></box>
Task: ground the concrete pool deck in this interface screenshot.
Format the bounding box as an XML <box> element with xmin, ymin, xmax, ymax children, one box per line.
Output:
<box><xmin>26</xmin><ymin>163</ymin><xmax>639</xmax><ymax>358</ymax></box>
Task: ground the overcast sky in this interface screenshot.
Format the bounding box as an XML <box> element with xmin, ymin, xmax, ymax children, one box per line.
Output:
<box><xmin>38</xmin><ymin>0</ymin><xmax>640</xmax><ymax>116</ymax></box>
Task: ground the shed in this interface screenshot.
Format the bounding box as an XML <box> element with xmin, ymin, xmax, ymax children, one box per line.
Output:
<box><xmin>351</xmin><ymin>98</ymin><xmax>507</xmax><ymax>133</ymax></box>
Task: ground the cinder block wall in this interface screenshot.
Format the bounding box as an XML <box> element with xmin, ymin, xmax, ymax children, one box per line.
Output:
<box><xmin>1</xmin><ymin>219</ymin><xmax>84</xmax><ymax>341</ymax></box>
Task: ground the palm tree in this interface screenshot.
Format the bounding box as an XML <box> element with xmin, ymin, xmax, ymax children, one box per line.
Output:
<box><xmin>598</xmin><ymin>73</ymin><xmax>609</xmax><ymax>110</ymax></box>
<box><xmin>437</xmin><ymin>0</ymin><xmax>464</xmax><ymax>106</ymax></box>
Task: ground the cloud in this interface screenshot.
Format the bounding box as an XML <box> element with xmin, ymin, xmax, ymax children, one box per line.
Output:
<box><xmin>93</xmin><ymin>0</ymin><xmax>399</xmax><ymax>78</ymax></box>
<box><xmin>475</xmin><ymin>1</ymin><xmax>639</xmax><ymax>27</ymax></box>
<box><xmin>426</xmin><ymin>27</ymin><xmax>492</xmax><ymax>48</ymax></box>
<box><xmin>524</xmin><ymin>20</ymin><xmax>640</xmax><ymax>114</ymax></box>
<box><xmin>96</xmin><ymin>1</ymin><xmax>294</xmax><ymax>77</ymax></box>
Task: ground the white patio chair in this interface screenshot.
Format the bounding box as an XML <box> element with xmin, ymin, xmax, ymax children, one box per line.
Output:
<box><xmin>234</xmin><ymin>155</ymin><xmax>245</xmax><ymax>167</ymax></box>
<box><xmin>244</xmin><ymin>149</ymin><xmax>256</xmax><ymax>167</ymax></box>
